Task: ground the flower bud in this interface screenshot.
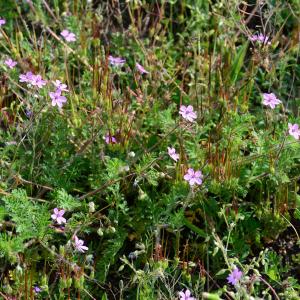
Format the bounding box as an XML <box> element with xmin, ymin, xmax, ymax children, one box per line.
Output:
<box><xmin>107</xmin><ymin>226</ymin><xmax>116</xmax><ymax>234</ymax></box>
<box><xmin>66</xmin><ymin>278</ymin><xmax>72</xmax><ymax>288</ymax></box>
<box><xmin>16</xmin><ymin>265</ymin><xmax>23</xmax><ymax>275</ymax></box>
<box><xmin>119</xmin><ymin>280</ymin><xmax>124</xmax><ymax>290</ymax></box>
<box><xmin>74</xmin><ymin>277</ymin><xmax>80</xmax><ymax>289</ymax></box>
<box><xmin>128</xmin><ymin>151</ymin><xmax>135</xmax><ymax>157</ymax></box>
<box><xmin>59</xmin><ymin>245</ymin><xmax>65</xmax><ymax>256</ymax></box>
<box><xmin>59</xmin><ymin>278</ymin><xmax>67</xmax><ymax>289</ymax></box>
<box><xmin>97</xmin><ymin>228</ymin><xmax>104</xmax><ymax>236</ymax></box>
<box><xmin>88</xmin><ymin>202</ymin><xmax>95</xmax><ymax>213</ymax></box>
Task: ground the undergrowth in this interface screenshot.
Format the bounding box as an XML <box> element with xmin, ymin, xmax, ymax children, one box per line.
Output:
<box><xmin>0</xmin><ymin>0</ymin><xmax>300</xmax><ymax>299</ymax></box>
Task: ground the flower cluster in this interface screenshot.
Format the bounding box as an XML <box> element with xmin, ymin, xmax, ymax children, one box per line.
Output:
<box><xmin>176</xmin><ymin>104</ymin><xmax>203</xmax><ymax>187</ymax></box>
<box><xmin>50</xmin><ymin>208</ymin><xmax>89</xmax><ymax>253</ymax></box>
<box><xmin>49</xmin><ymin>80</ymin><xmax>69</xmax><ymax>108</ymax></box>
<box><xmin>19</xmin><ymin>72</ymin><xmax>47</xmax><ymax>88</ymax></box>
<box><xmin>19</xmin><ymin>72</ymin><xmax>68</xmax><ymax>108</ymax></box>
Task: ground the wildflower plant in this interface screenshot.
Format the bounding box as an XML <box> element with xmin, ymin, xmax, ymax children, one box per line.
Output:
<box><xmin>0</xmin><ymin>0</ymin><xmax>299</xmax><ymax>299</ymax></box>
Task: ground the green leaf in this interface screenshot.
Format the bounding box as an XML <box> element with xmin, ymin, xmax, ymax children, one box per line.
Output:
<box><xmin>96</xmin><ymin>229</ymin><xmax>127</xmax><ymax>283</ymax></box>
<box><xmin>202</xmin><ymin>292</ymin><xmax>223</xmax><ymax>300</ymax></box>
<box><xmin>101</xmin><ymin>293</ymin><xmax>108</xmax><ymax>300</ymax></box>
<box><xmin>53</xmin><ymin>189</ymin><xmax>81</xmax><ymax>211</ymax></box>
<box><xmin>229</xmin><ymin>42</ymin><xmax>249</xmax><ymax>85</ymax></box>
<box><xmin>183</xmin><ymin>217</ymin><xmax>207</xmax><ymax>238</ymax></box>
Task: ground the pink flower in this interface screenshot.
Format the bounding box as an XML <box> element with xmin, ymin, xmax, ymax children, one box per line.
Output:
<box><xmin>136</xmin><ymin>63</ymin><xmax>149</xmax><ymax>74</ymax></box>
<box><xmin>249</xmin><ymin>33</ymin><xmax>271</xmax><ymax>45</ymax></box>
<box><xmin>179</xmin><ymin>105</ymin><xmax>197</xmax><ymax>122</ymax></box>
<box><xmin>49</xmin><ymin>89</ymin><xmax>67</xmax><ymax>108</ymax></box>
<box><xmin>33</xmin><ymin>286</ymin><xmax>42</xmax><ymax>293</ymax></box>
<box><xmin>184</xmin><ymin>168</ymin><xmax>203</xmax><ymax>186</ymax></box>
<box><xmin>52</xmin><ymin>80</ymin><xmax>69</xmax><ymax>92</ymax></box>
<box><xmin>74</xmin><ymin>235</ymin><xmax>88</xmax><ymax>253</ymax></box>
<box><xmin>19</xmin><ymin>72</ymin><xmax>46</xmax><ymax>88</ymax></box>
<box><xmin>60</xmin><ymin>29</ymin><xmax>76</xmax><ymax>42</ymax></box>
<box><xmin>227</xmin><ymin>268</ymin><xmax>243</xmax><ymax>285</ymax></box>
<box><xmin>0</xmin><ymin>18</ymin><xmax>6</xmax><ymax>26</ymax></box>
<box><xmin>19</xmin><ymin>72</ymin><xmax>34</xmax><ymax>83</ymax></box>
<box><xmin>31</xmin><ymin>74</ymin><xmax>47</xmax><ymax>88</ymax></box>
<box><xmin>4</xmin><ymin>58</ymin><xmax>17</xmax><ymax>69</ymax></box>
<box><xmin>105</xmin><ymin>133</ymin><xmax>117</xmax><ymax>144</ymax></box>
<box><xmin>288</xmin><ymin>123</ymin><xmax>300</xmax><ymax>140</ymax></box>
<box><xmin>51</xmin><ymin>208</ymin><xmax>66</xmax><ymax>225</ymax></box>
<box><xmin>167</xmin><ymin>147</ymin><xmax>179</xmax><ymax>162</ymax></box>
<box><xmin>108</xmin><ymin>56</ymin><xmax>126</xmax><ymax>67</ymax></box>
<box><xmin>178</xmin><ymin>289</ymin><xmax>196</xmax><ymax>300</ymax></box>
<box><xmin>262</xmin><ymin>93</ymin><xmax>281</xmax><ymax>109</ymax></box>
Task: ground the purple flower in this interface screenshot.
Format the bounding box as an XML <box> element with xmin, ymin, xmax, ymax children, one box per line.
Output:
<box><xmin>108</xmin><ymin>56</ymin><xmax>126</xmax><ymax>67</ymax></box>
<box><xmin>33</xmin><ymin>286</ymin><xmax>42</xmax><ymax>293</ymax></box>
<box><xmin>4</xmin><ymin>58</ymin><xmax>17</xmax><ymax>69</ymax></box>
<box><xmin>262</xmin><ymin>93</ymin><xmax>281</xmax><ymax>109</ymax></box>
<box><xmin>167</xmin><ymin>147</ymin><xmax>179</xmax><ymax>162</ymax></box>
<box><xmin>61</xmin><ymin>29</ymin><xmax>76</xmax><ymax>42</ymax></box>
<box><xmin>74</xmin><ymin>235</ymin><xmax>88</xmax><ymax>253</ymax></box>
<box><xmin>49</xmin><ymin>89</ymin><xmax>67</xmax><ymax>108</ymax></box>
<box><xmin>227</xmin><ymin>268</ymin><xmax>243</xmax><ymax>285</ymax></box>
<box><xmin>250</xmin><ymin>33</ymin><xmax>271</xmax><ymax>45</ymax></box>
<box><xmin>184</xmin><ymin>168</ymin><xmax>203</xmax><ymax>186</ymax></box>
<box><xmin>288</xmin><ymin>123</ymin><xmax>300</xmax><ymax>140</ymax></box>
<box><xmin>19</xmin><ymin>72</ymin><xmax>34</xmax><ymax>83</ymax></box>
<box><xmin>178</xmin><ymin>289</ymin><xmax>196</xmax><ymax>300</ymax></box>
<box><xmin>105</xmin><ymin>133</ymin><xmax>117</xmax><ymax>144</ymax></box>
<box><xmin>52</xmin><ymin>80</ymin><xmax>69</xmax><ymax>92</ymax></box>
<box><xmin>0</xmin><ymin>18</ymin><xmax>6</xmax><ymax>26</ymax></box>
<box><xmin>136</xmin><ymin>63</ymin><xmax>149</xmax><ymax>74</ymax></box>
<box><xmin>31</xmin><ymin>74</ymin><xmax>47</xmax><ymax>88</ymax></box>
<box><xmin>179</xmin><ymin>105</ymin><xmax>197</xmax><ymax>122</ymax></box>
<box><xmin>19</xmin><ymin>72</ymin><xmax>46</xmax><ymax>88</ymax></box>
<box><xmin>25</xmin><ymin>109</ymin><xmax>33</xmax><ymax>118</ymax></box>
<box><xmin>51</xmin><ymin>208</ymin><xmax>66</xmax><ymax>225</ymax></box>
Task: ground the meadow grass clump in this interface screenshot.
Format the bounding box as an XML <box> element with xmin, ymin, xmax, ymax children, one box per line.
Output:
<box><xmin>0</xmin><ymin>0</ymin><xmax>300</xmax><ymax>299</ymax></box>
